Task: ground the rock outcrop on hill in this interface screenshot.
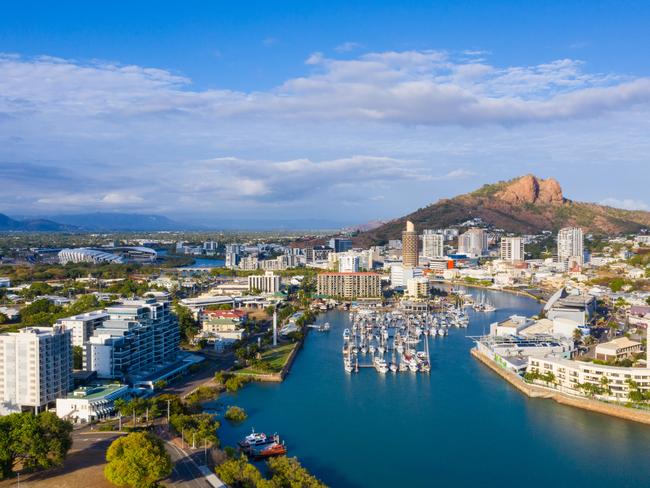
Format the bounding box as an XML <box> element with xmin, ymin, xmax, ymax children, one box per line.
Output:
<box><xmin>356</xmin><ymin>175</ymin><xmax>650</xmax><ymax>245</ymax></box>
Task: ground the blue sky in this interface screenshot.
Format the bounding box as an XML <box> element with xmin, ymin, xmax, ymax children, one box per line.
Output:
<box><xmin>2</xmin><ymin>1</ymin><xmax>650</xmax><ymax>225</ymax></box>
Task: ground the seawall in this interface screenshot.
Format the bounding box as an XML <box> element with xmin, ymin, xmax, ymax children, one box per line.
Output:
<box><xmin>471</xmin><ymin>348</ymin><xmax>650</xmax><ymax>426</ymax></box>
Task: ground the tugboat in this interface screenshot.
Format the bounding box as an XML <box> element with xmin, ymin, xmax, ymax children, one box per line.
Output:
<box><xmin>250</xmin><ymin>441</ymin><xmax>287</xmax><ymax>459</ymax></box>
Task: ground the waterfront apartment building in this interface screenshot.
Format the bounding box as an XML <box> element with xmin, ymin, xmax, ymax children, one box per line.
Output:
<box><xmin>406</xmin><ymin>277</ymin><xmax>429</xmax><ymax>299</ymax></box>
<box><xmin>500</xmin><ymin>237</ymin><xmax>525</xmax><ymax>262</ymax></box>
<box><xmin>527</xmin><ymin>355</ymin><xmax>650</xmax><ymax>402</ymax></box>
<box><xmin>421</xmin><ymin>230</ymin><xmax>444</xmax><ymax>259</ymax></box>
<box><xmin>0</xmin><ymin>326</ymin><xmax>73</xmax><ymax>413</ymax></box>
<box><xmin>248</xmin><ymin>271</ymin><xmax>281</xmax><ymax>294</ymax></box>
<box><xmin>458</xmin><ymin>228</ymin><xmax>488</xmax><ymax>258</ymax></box>
<box><xmin>317</xmin><ymin>272</ymin><xmax>382</xmax><ymax>298</ymax></box>
<box><xmin>85</xmin><ymin>298</ymin><xmax>179</xmax><ymax>381</ymax></box>
<box><xmin>402</xmin><ymin>220</ymin><xmax>419</xmax><ymax>267</ymax></box>
<box><xmin>557</xmin><ymin>227</ymin><xmax>584</xmax><ymax>266</ymax></box>
<box><xmin>56</xmin><ymin>311</ymin><xmax>110</xmax><ymax>347</ymax></box>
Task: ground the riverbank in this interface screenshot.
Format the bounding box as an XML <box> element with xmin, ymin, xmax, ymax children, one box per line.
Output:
<box><xmin>471</xmin><ymin>348</ymin><xmax>650</xmax><ymax>426</ymax></box>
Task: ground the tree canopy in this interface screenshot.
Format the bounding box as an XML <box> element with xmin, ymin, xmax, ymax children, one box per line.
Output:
<box><xmin>104</xmin><ymin>432</ymin><xmax>172</xmax><ymax>488</ymax></box>
<box><xmin>0</xmin><ymin>412</ymin><xmax>73</xmax><ymax>480</ymax></box>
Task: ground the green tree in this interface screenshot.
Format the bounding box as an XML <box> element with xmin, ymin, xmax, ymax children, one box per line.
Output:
<box><xmin>215</xmin><ymin>457</ymin><xmax>264</xmax><ymax>488</ymax></box>
<box><xmin>104</xmin><ymin>432</ymin><xmax>172</xmax><ymax>488</ymax></box>
<box><xmin>73</xmin><ymin>345</ymin><xmax>84</xmax><ymax>370</ymax></box>
<box><xmin>267</xmin><ymin>456</ymin><xmax>326</xmax><ymax>488</ymax></box>
<box><xmin>173</xmin><ymin>302</ymin><xmax>200</xmax><ymax>342</ymax></box>
<box><xmin>169</xmin><ymin>414</ymin><xmax>219</xmax><ymax>446</ymax></box>
<box><xmin>572</xmin><ymin>328</ymin><xmax>582</xmax><ymax>344</ymax></box>
<box><xmin>224</xmin><ymin>406</ymin><xmax>248</xmax><ymax>423</ymax></box>
<box><xmin>0</xmin><ymin>312</ymin><xmax>7</xmax><ymax>325</ymax></box>
<box><xmin>0</xmin><ymin>412</ymin><xmax>72</xmax><ymax>480</ymax></box>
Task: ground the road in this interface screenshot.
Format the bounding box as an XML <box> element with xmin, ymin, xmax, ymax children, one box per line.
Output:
<box><xmin>165</xmin><ymin>438</ymin><xmax>212</xmax><ymax>488</ymax></box>
<box><xmin>70</xmin><ymin>427</ymin><xmax>213</xmax><ymax>488</ymax></box>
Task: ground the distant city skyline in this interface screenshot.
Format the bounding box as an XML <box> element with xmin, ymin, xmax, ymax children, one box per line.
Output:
<box><xmin>2</xmin><ymin>1</ymin><xmax>650</xmax><ymax>226</ymax></box>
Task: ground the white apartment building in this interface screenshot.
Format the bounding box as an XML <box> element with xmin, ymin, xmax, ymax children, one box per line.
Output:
<box><xmin>557</xmin><ymin>227</ymin><xmax>584</xmax><ymax>265</ymax></box>
<box><xmin>339</xmin><ymin>255</ymin><xmax>360</xmax><ymax>273</ymax></box>
<box><xmin>56</xmin><ymin>311</ymin><xmax>110</xmax><ymax>347</ymax></box>
<box><xmin>406</xmin><ymin>277</ymin><xmax>429</xmax><ymax>299</ymax></box>
<box><xmin>390</xmin><ymin>265</ymin><xmax>423</xmax><ymax>288</ymax></box>
<box><xmin>85</xmin><ymin>298</ymin><xmax>179</xmax><ymax>381</ymax></box>
<box><xmin>0</xmin><ymin>326</ymin><xmax>73</xmax><ymax>413</ymax></box>
<box><xmin>238</xmin><ymin>255</ymin><xmax>259</xmax><ymax>271</ymax></box>
<box><xmin>0</xmin><ymin>277</ymin><xmax>10</xmax><ymax>288</ymax></box>
<box><xmin>421</xmin><ymin>230</ymin><xmax>445</xmax><ymax>259</ymax></box>
<box><xmin>527</xmin><ymin>355</ymin><xmax>650</xmax><ymax>401</ymax></box>
<box><xmin>458</xmin><ymin>228</ymin><xmax>488</xmax><ymax>258</ymax></box>
<box><xmin>500</xmin><ymin>237</ymin><xmax>525</xmax><ymax>262</ymax></box>
<box><xmin>248</xmin><ymin>271</ymin><xmax>281</xmax><ymax>294</ymax></box>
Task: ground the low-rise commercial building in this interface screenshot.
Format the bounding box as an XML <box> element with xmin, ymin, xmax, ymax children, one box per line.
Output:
<box><xmin>56</xmin><ymin>383</ymin><xmax>129</xmax><ymax>423</ymax></box>
<box><xmin>201</xmin><ymin>309</ymin><xmax>247</xmax><ymax>344</ymax></box>
<box><xmin>595</xmin><ymin>338</ymin><xmax>642</xmax><ymax>362</ymax></box>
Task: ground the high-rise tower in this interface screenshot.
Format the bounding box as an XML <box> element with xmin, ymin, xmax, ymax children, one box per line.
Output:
<box><xmin>402</xmin><ymin>220</ymin><xmax>419</xmax><ymax>267</ymax></box>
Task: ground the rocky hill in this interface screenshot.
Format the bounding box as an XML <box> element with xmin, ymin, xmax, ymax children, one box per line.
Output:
<box><xmin>357</xmin><ymin>175</ymin><xmax>650</xmax><ymax>244</ymax></box>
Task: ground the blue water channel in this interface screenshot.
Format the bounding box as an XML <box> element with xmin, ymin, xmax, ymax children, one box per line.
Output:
<box><xmin>215</xmin><ymin>287</ymin><xmax>650</xmax><ymax>487</ymax></box>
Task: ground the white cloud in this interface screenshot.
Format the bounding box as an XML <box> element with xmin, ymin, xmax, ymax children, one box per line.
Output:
<box><xmin>600</xmin><ymin>198</ymin><xmax>649</xmax><ymax>211</ymax></box>
<box><xmin>2</xmin><ymin>51</ymin><xmax>650</xmax><ymax>127</ymax></box>
<box><xmin>101</xmin><ymin>192</ymin><xmax>144</xmax><ymax>204</ymax></box>
<box><xmin>1</xmin><ymin>51</ymin><xmax>650</xmax><ymax>221</ymax></box>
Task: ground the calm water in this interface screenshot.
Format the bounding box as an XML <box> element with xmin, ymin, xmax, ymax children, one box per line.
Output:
<box><xmin>182</xmin><ymin>257</ymin><xmax>224</xmax><ymax>268</ymax></box>
<box><xmin>216</xmin><ymin>288</ymin><xmax>650</xmax><ymax>487</ymax></box>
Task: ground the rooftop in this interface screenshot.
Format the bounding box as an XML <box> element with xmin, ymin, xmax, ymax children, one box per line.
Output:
<box><xmin>595</xmin><ymin>337</ymin><xmax>642</xmax><ymax>352</ymax></box>
<box><xmin>68</xmin><ymin>383</ymin><xmax>127</xmax><ymax>400</ymax></box>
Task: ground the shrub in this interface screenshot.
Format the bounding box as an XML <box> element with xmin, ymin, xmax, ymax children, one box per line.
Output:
<box><xmin>224</xmin><ymin>406</ymin><xmax>247</xmax><ymax>423</ymax></box>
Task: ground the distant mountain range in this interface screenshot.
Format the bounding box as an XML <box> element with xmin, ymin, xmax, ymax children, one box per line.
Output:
<box><xmin>44</xmin><ymin>213</ymin><xmax>187</xmax><ymax>231</ymax></box>
<box><xmin>358</xmin><ymin>174</ymin><xmax>650</xmax><ymax>244</ymax></box>
<box><xmin>0</xmin><ymin>212</ymin><xmax>349</xmax><ymax>232</ymax></box>
<box><xmin>0</xmin><ymin>213</ymin><xmax>74</xmax><ymax>231</ymax></box>
<box><xmin>0</xmin><ymin>212</ymin><xmax>187</xmax><ymax>232</ymax></box>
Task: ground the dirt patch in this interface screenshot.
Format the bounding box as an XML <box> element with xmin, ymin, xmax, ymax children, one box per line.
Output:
<box><xmin>0</xmin><ymin>433</ymin><xmax>120</xmax><ymax>488</ymax></box>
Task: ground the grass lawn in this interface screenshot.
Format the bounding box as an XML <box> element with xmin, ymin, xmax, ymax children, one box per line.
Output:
<box><xmin>238</xmin><ymin>342</ymin><xmax>297</xmax><ymax>375</ymax></box>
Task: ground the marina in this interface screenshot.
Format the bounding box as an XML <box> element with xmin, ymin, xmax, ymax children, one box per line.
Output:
<box><xmin>216</xmin><ymin>286</ymin><xmax>650</xmax><ymax>488</ymax></box>
<box><xmin>342</xmin><ymin>304</ymin><xmax>469</xmax><ymax>374</ymax></box>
